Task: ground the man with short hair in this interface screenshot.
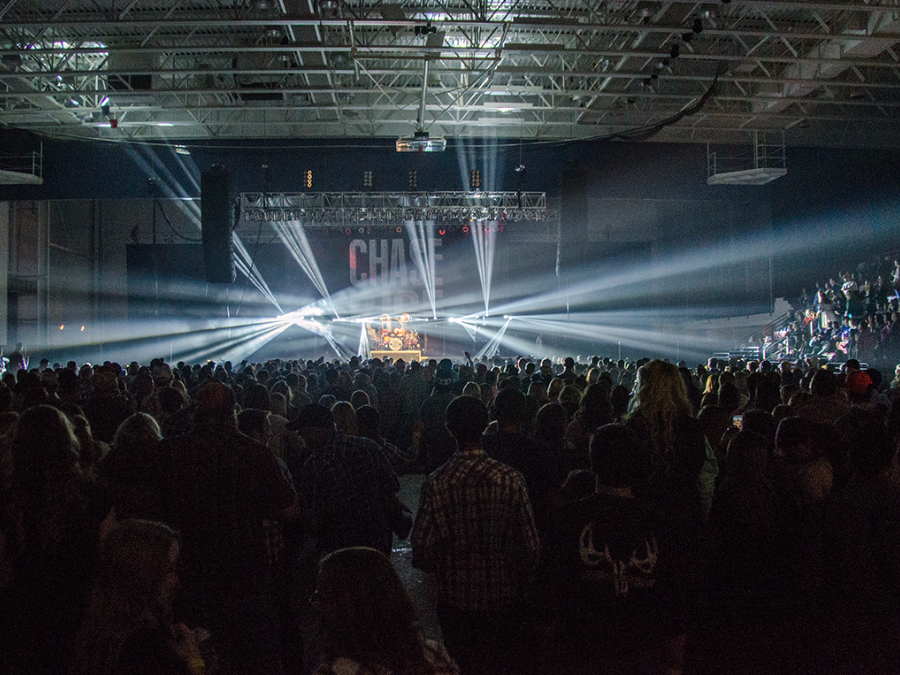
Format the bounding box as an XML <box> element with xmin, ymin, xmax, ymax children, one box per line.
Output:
<box><xmin>160</xmin><ymin>381</ymin><xmax>299</xmax><ymax>675</ymax></box>
<box><xmin>412</xmin><ymin>395</ymin><xmax>540</xmax><ymax>674</ymax></box>
<box><xmin>543</xmin><ymin>423</ymin><xmax>688</xmax><ymax>674</ymax></box>
<box><xmin>290</xmin><ymin>403</ymin><xmax>401</xmax><ymax>555</ymax></box>
<box><xmin>416</xmin><ymin>365</ymin><xmax>457</xmax><ymax>472</ymax></box>
<box><xmin>560</xmin><ymin>356</ymin><xmax>577</xmax><ymax>383</ymax></box>
<box><xmin>483</xmin><ymin>387</ymin><xmax>561</xmax><ymax>538</ymax></box>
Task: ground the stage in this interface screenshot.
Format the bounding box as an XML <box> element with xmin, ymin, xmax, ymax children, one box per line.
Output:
<box><xmin>370</xmin><ymin>349</ymin><xmax>423</xmax><ymax>362</ymax></box>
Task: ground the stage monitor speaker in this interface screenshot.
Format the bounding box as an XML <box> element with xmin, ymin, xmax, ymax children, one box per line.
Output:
<box><xmin>201</xmin><ymin>165</ymin><xmax>236</xmax><ymax>284</ymax></box>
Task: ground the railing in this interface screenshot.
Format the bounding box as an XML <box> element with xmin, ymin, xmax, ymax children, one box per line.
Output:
<box><xmin>0</xmin><ymin>144</ymin><xmax>43</xmax><ymax>181</ymax></box>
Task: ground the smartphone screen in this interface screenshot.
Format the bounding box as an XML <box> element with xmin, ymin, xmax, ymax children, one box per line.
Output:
<box><xmin>733</xmin><ymin>414</ymin><xmax>743</xmax><ymax>430</ymax></box>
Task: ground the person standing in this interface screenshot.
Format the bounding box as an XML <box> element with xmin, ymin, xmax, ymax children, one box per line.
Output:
<box><xmin>159</xmin><ymin>381</ymin><xmax>299</xmax><ymax>675</ymax></box>
<box><xmin>412</xmin><ymin>396</ymin><xmax>540</xmax><ymax>674</ymax></box>
<box><xmin>289</xmin><ymin>403</ymin><xmax>403</xmax><ymax>556</ymax></box>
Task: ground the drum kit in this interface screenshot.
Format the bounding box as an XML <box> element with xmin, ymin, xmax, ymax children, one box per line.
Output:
<box><xmin>377</xmin><ymin>313</ymin><xmax>419</xmax><ymax>351</ymax></box>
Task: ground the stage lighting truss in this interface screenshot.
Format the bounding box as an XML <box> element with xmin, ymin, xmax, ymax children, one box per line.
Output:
<box><xmin>240</xmin><ymin>191</ymin><xmax>548</xmax><ymax>226</ymax></box>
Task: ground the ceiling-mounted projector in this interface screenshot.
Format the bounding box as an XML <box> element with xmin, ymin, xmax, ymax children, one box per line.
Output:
<box><xmin>396</xmin><ymin>130</ymin><xmax>447</xmax><ymax>153</ymax></box>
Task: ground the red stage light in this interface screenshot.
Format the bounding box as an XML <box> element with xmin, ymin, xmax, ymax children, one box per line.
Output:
<box><xmin>438</xmin><ymin>229</ymin><xmax>446</xmax><ymax>236</ymax></box>
<box><xmin>462</xmin><ymin>226</ymin><xmax>469</xmax><ymax>233</ymax></box>
<box><xmin>344</xmin><ymin>227</ymin><xmax>352</xmax><ymax>235</ymax></box>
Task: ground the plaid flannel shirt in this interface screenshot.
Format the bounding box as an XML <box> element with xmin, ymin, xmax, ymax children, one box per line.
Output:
<box><xmin>411</xmin><ymin>448</ymin><xmax>541</xmax><ymax>611</ymax></box>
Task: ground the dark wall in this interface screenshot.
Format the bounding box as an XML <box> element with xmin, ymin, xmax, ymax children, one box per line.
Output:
<box><xmin>4</xmin><ymin>128</ymin><xmax>900</xmax><ymax>300</ymax></box>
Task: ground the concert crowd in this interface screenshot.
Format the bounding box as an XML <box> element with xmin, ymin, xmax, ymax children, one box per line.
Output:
<box><xmin>1</xmin><ymin>259</ymin><xmax>899</xmax><ymax>675</ymax></box>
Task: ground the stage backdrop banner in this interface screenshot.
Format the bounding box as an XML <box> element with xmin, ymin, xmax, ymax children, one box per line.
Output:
<box><xmin>262</xmin><ymin>228</ymin><xmax>472</xmax><ymax>319</ymax></box>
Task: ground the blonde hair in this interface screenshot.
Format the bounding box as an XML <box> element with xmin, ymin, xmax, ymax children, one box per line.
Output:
<box><xmin>633</xmin><ymin>360</ymin><xmax>693</xmax><ymax>453</ymax></box>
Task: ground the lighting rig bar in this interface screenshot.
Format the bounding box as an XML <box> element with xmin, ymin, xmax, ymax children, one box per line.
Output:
<box><xmin>240</xmin><ymin>191</ymin><xmax>548</xmax><ymax>225</ymax></box>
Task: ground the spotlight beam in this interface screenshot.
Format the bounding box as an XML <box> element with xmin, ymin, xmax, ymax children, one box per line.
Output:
<box><xmin>486</xmin><ymin>211</ymin><xmax>870</xmax><ymax>319</ymax></box>
<box><xmin>470</xmin><ymin>221</ymin><xmax>496</xmax><ymax>315</ymax></box>
<box><xmin>405</xmin><ymin>219</ymin><xmax>439</xmax><ymax>319</ymax></box>
<box><xmin>273</xmin><ymin>219</ymin><xmax>339</xmax><ymax>318</ymax></box>
<box><xmin>232</xmin><ymin>234</ymin><xmax>283</xmax><ymax>314</ymax></box>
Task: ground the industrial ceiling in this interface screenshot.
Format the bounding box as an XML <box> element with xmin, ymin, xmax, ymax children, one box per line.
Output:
<box><xmin>1</xmin><ymin>0</ymin><xmax>900</xmax><ymax>147</ymax></box>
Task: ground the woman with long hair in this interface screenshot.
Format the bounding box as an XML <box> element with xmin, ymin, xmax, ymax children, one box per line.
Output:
<box><xmin>101</xmin><ymin>412</ymin><xmax>165</xmax><ymax>522</ymax></box>
<box><xmin>314</xmin><ymin>547</ymin><xmax>458</xmax><ymax>675</ymax></box>
<box><xmin>70</xmin><ymin>519</ymin><xmax>207</xmax><ymax>675</ymax></box>
<box><xmin>627</xmin><ymin>360</ymin><xmax>714</xmax><ymax>526</ymax></box>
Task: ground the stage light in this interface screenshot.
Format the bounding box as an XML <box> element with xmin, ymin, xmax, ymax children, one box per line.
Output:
<box><xmin>462</xmin><ymin>226</ymin><xmax>469</xmax><ymax>233</ymax></box>
<box><xmin>692</xmin><ymin>17</ymin><xmax>703</xmax><ymax>34</ymax></box>
<box><xmin>396</xmin><ymin>227</ymin><xmax>402</xmax><ymax>233</ymax></box>
<box><xmin>60</xmin><ymin>324</ymin><xmax>64</xmax><ymax>330</ymax></box>
<box><xmin>682</xmin><ymin>32</ymin><xmax>693</xmax><ymax>42</ymax></box>
<box><xmin>81</xmin><ymin>325</ymin><xmax>85</xmax><ymax>331</ymax></box>
<box><xmin>438</xmin><ymin>229</ymin><xmax>446</xmax><ymax>236</ymax></box>
<box><xmin>671</xmin><ymin>43</ymin><xmax>680</xmax><ymax>59</ymax></box>
<box><xmin>344</xmin><ymin>227</ymin><xmax>352</xmax><ymax>235</ymax></box>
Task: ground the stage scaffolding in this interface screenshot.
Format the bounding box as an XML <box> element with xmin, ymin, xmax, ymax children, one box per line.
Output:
<box><xmin>240</xmin><ymin>191</ymin><xmax>549</xmax><ymax>225</ymax></box>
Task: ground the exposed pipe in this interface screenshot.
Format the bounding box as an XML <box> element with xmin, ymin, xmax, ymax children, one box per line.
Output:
<box><xmin>417</xmin><ymin>58</ymin><xmax>429</xmax><ymax>131</ymax></box>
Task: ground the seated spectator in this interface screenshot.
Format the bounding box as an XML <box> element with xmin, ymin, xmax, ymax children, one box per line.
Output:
<box><xmin>313</xmin><ymin>547</ymin><xmax>458</xmax><ymax>675</ymax></box>
<box><xmin>70</xmin><ymin>519</ymin><xmax>208</xmax><ymax>675</ymax></box>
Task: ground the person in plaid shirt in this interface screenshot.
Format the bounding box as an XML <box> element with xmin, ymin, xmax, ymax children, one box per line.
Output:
<box><xmin>290</xmin><ymin>403</ymin><xmax>401</xmax><ymax>556</ymax></box>
<box><xmin>411</xmin><ymin>395</ymin><xmax>540</xmax><ymax>674</ymax></box>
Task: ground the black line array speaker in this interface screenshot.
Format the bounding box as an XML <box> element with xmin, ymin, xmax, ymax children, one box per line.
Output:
<box><xmin>201</xmin><ymin>165</ymin><xmax>235</xmax><ymax>284</ymax></box>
